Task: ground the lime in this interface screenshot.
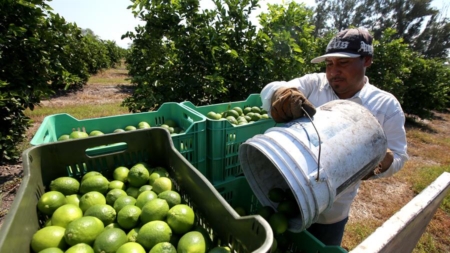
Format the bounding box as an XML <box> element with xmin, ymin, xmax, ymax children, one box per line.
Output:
<box><xmin>116</xmin><ymin>242</ymin><xmax>146</xmax><ymax>253</ymax></box>
<box><xmin>126</xmin><ymin>186</ymin><xmax>141</xmax><ymax>198</ymax></box>
<box><xmin>166</xmin><ymin>204</ymin><xmax>195</xmax><ymax>234</ymax></box>
<box><xmin>51</xmin><ymin>204</ymin><xmax>83</xmax><ymax>228</ymax></box>
<box><xmin>84</xmin><ymin>204</ymin><xmax>117</xmax><ymax>226</ymax></box>
<box><xmin>139</xmin><ymin>184</ymin><xmax>152</xmax><ymax>193</ymax></box>
<box><xmin>89</xmin><ymin>130</ymin><xmax>104</xmax><ymax>136</ymax></box>
<box><xmin>105</xmin><ymin>188</ymin><xmax>128</xmax><ymax>206</ymax></box>
<box><xmin>38</xmin><ymin>247</ymin><xmax>64</xmax><ymax>253</ymax></box>
<box><xmin>125</xmin><ymin>126</ymin><xmax>137</xmax><ymax>131</ymax></box>
<box><xmin>256</xmin><ymin>206</ymin><xmax>275</xmax><ymax>221</ymax></box>
<box><xmin>113</xmin><ymin>166</ymin><xmax>129</xmax><ymax>182</ymax></box>
<box><xmin>104</xmin><ymin>223</ymin><xmax>122</xmax><ymax>230</ymax></box>
<box><xmin>251</xmin><ymin>106</ymin><xmax>261</xmax><ymax>113</ymax></box>
<box><xmin>114</xmin><ymin>129</ymin><xmax>125</xmax><ymax>133</ymax></box>
<box><xmin>65</xmin><ymin>194</ymin><xmax>81</xmax><ymax>207</ymax></box>
<box><xmin>148</xmin><ymin>167</ymin><xmax>169</xmax><ymax>185</ymax></box>
<box><xmin>177</xmin><ymin>231</ymin><xmax>206</xmax><ymax>253</ymax></box>
<box><xmin>140</xmin><ymin>198</ymin><xmax>169</xmax><ymax>224</ymax></box>
<box><xmin>79</xmin><ymin>191</ymin><xmax>106</xmax><ymax>213</ymax></box>
<box><xmin>58</xmin><ymin>135</ymin><xmax>70</xmax><ymax>141</ymax></box>
<box><xmin>108</xmin><ymin>180</ymin><xmax>126</xmax><ymax>190</ymax></box>
<box><xmin>268</xmin><ymin>187</ymin><xmax>285</xmax><ymax>203</ymax></box>
<box><xmin>45</xmin><ymin>219</ymin><xmax>52</xmax><ymax>227</ymax></box>
<box><xmin>31</xmin><ymin>226</ymin><xmax>67</xmax><ymax>252</ymax></box>
<box><xmin>79</xmin><ymin>175</ymin><xmax>109</xmax><ymax>195</ymax></box>
<box><xmin>150</xmin><ymin>242</ymin><xmax>177</xmax><ymax>253</ymax></box>
<box><xmin>192</xmin><ymin>225</ymin><xmax>212</xmax><ymax>251</ymax></box>
<box><xmin>64</xmin><ymin>216</ymin><xmax>105</xmax><ymax>246</ymax></box>
<box><xmin>128</xmin><ymin>164</ymin><xmax>150</xmax><ymax>188</ymax></box>
<box><xmin>277</xmin><ymin>199</ymin><xmax>300</xmax><ymax>218</ymax></box>
<box><xmin>37</xmin><ymin>191</ymin><xmax>67</xmax><ymax>215</ymax></box>
<box><xmin>113</xmin><ymin>195</ymin><xmax>136</xmax><ymax>213</ymax></box>
<box><xmin>136</xmin><ymin>220</ymin><xmax>172</xmax><ymax>250</ymax></box>
<box><xmin>65</xmin><ymin>243</ymin><xmax>94</xmax><ymax>253</ymax></box>
<box><xmin>232</xmin><ymin>107</ymin><xmax>243</xmax><ymax>116</ymax></box>
<box><xmin>243</xmin><ymin>107</ymin><xmax>252</xmax><ymax>114</ymax></box>
<box><xmin>268</xmin><ymin>212</ymin><xmax>288</xmax><ymax>234</ymax></box>
<box><xmin>93</xmin><ymin>228</ymin><xmax>128</xmax><ymax>253</ymax></box>
<box><xmin>70</xmin><ymin>131</ymin><xmax>89</xmax><ymax>139</ymax></box>
<box><xmin>164</xmin><ymin>119</ymin><xmax>177</xmax><ymax>128</ymax></box>
<box><xmin>138</xmin><ymin>121</ymin><xmax>151</xmax><ymax>129</ymax></box>
<box><xmin>209</xmin><ymin>246</ymin><xmax>231</xmax><ymax>253</ymax></box>
<box><xmin>50</xmin><ymin>177</ymin><xmax>80</xmax><ymax>195</ymax></box>
<box><xmin>135</xmin><ymin>190</ymin><xmax>158</xmax><ymax>209</ymax></box>
<box><xmin>117</xmin><ymin>205</ymin><xmax>142</xmax><ymax>230</ymax></box>
<box><xmin>157</xmin><ymin>190</ymin><xmax>181</xmax><ymax>208</ymax></box>
<box><xmin>127</xmin><ymin>227</ymin><xmax>140</xmax><ymax>242</ymax></box>
<box><xmin>81</xmin><ymin>171</ymin><xmax>103</xmax><ymax>182</ymax></box>
<box><xmin>151</xmin><ymin>177</ymin><xmax>172</xmax><ymax>194</ymax></box>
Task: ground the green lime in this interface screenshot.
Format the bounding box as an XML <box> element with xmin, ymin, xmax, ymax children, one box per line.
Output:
<box><xmin>209</xmin><ymin>246</ymin><xmax>231</xmax><ymax>253</ymax></box>
<box><xmin>105</xmin><ymin>188</ymin><xmax>128</xmax><ymax>206</ymax></box>
<box><xmin>38</xmin><ymin>247</ymin><xmax>64</xmax><ymax>253</ymax></box>
<box><xmin>37</xmin><ymin>191</ymin><xmax>67</xmax><ymax>216</ymax></box>
<box><xmin>135</xmin><ymin>190</ymin><xmax>158</xmax><ymax>209</ymax></box>
<box><xmin>84</xmin><ymin>204</ymin><xmax>117</xmax><ymax>226</ymax></box>
<box><xmin>257</xmin><ymin>206</ymin><xmax>275</xmax><ymax>221</ymax></box>
<box><xmin>139</xmin><ymin>184</ymin><xmax>152</xmax><ymax>193</ymax></box>
<box><xmin>49</xmin><ymin>177</ymin><xmax>80</xmax><ymax>195</ymax></box>
<box><xmin>126</xmin><ymin>186</ymin><xmax>141</xmax><ymax>199</ymax></box>
<box><xmin>177</xmin><ymin>231</ymin><xmax>206</xmax><ymax>253</ymax></box>
<box><xmin>128</xmin><ymin>164</ymin><xmax>150</xmax><ymax>188</ymax></box>
<box><xmin>157</xmin><ymin>190</ymin><xmax>181</xmax><ymax>208</ymax></box>
<box><xmin>192</xmin><ymin>225</ymin><xmax>212</xmax><ymax>251</ymax></box>
<box><xmin>65</xmin><ymin>194</ymin><xmax>81</xmax><ymax>207</ymax></box>
<box><xmin>277</xmin><ymin>199</ymin><xmax>300</xmax><ymax>218</ymax></box>
<box><xmin>127</xmin><ymin>227</ymin><xmax>140</xmax><ymax>242</ymax></box>
<box><xmin>108</xmin><ymin>180</ymin><xmax>126</xmax><ymax>190</ymax></box>
<box><xmin>113</xmin><ymin>166</ymin><xmax>129</xmax><ymax>182</ymax></box>
<box><xmin>79</xmin><ymin>175</ymin><xmax>109</xmax><ymax>195</ymax></box>
<box><xmin>81</xmin><ymin>171</ymin><xmax>103</xmax><ymax>182</ymax></box>
<box><xmin>51</xmin><ymin>204</ymin><xmax>83</xmax><ymax>228</ymax></box>
<box><xmin>268</xmin><ymin>212</ymin><xmax>288</xmax><ymax>234</ymax></box>
<box><xmin>64</xmin><ymin>216</ymin><xmax>105</xmax><ymax>246</ymax></box>
<box><xmin>93</xmin><ymin>228</ymin><xmax>128</xmax><ymax>253</ymax></box>
<box><xmin>58</xmin><ymin>135</ymin><xmax>70</xmax><ymax>141</ymax></box>
<box><xmin>79</xmin><ymin>191</ymin><xmax>106</xmax><ymax>213</ymax></box>
<box><xmin>140</xmin><ymin>198</ymin><xmax>169</xmax><ymax>224</ymax></box>
<box><xmin>166</xmin><ymin>204</ymin><xmax>195</xmax><ymax>234</ymax></box>
<box><xmin>268</xmin><ymin>187</ymin><xmax>285</xmax><ymax>203</ymax></box>
<box><xmin>149</xmin><ymin>242</ymin><xmax>177</xmax><ymax>253</ymax></box>
<box><xmin>117</xmin><ymin>205</ymin><xmax>142</xmax><ymax>230</ymax></box>
<box><xmin>148</xmin><ymin>167</ymin><xmax>169</xmax><ymax>185</ymax></box>
<box><xmin>65</xmin><ymin>243</ymin><xmax>94</xmax><ymax>253</ymax></box>
<box><xmin>113</xmin><ymin>195</ymin><xmax>136</xmax><ymax>213</ymax></box>
<box><xmin>104</xmin><ymin>223</ymin><xmax>122</xmax><ymax>230</ymax></box>
<box><xmin>136</xmin><ymin>221</ymin><xmax>172</xmax><ymax>250</ymax></box>
<box><xmin>31</xmin><ymin>226</ymin><xmax>67</xmax><ymax>252</ymax></box>
<box><xmin>116</xmin><ymin>242</ymin><xmax>146</xmax><ymax>253</ymax></box>
<box><xmin>151</xmin><ymin>177</ymin><xmax>172</xmax><ymax>194</ymax></box>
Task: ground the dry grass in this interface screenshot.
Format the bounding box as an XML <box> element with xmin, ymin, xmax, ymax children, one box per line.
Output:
<box><xmin>343</xmin><ymin>111</ymin><xmax>450</xmax><ymax>252</ymax></box>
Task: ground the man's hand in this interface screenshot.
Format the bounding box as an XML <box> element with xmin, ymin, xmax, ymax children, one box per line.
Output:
<box><xmin>270</xmin><ymin>87</ymin><xmax>316</xmax><ymax>123</ymax></box>
<box><xmin>362</xmin><ymin>149</ymin><xmax>394</xmax><ymax>180</ymax></box>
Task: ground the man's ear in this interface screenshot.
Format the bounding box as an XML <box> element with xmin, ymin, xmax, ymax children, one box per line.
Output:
<box><xmin>364</xmin><ymin>56</ymin><xmax>373</xmax><ymax>67</ymax></box>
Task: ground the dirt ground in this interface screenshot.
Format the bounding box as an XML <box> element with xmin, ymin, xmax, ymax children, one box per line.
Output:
<box><xmin>1</xmin><ymin>83</ymin><xmax>449</xmax><ymax>250</ymax></box>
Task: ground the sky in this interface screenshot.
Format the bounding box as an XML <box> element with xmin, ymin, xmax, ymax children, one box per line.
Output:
<box><xmin>48</xmin><ymin>0</ymin><xmax>448</xmax><ymax>49</ymax></box>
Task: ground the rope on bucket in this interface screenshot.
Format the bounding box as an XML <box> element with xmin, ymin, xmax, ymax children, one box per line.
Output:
<box><xmin>301</xmin><ymin>107</ymin><xmax>322</xmax><ymax>182</ymax></box>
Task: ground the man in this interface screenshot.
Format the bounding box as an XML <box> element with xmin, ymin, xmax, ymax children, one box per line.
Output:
<box><xmin>260</xmin><ymin>28</ymin><xmax>408</xmax><ymax>246</ymax></box>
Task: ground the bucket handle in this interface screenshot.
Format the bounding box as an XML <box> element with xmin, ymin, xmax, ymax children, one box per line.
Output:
<box><xmin>302</xmin><ymin>107</ymin><xmax>322</xmax><ymax>182</ymax></box>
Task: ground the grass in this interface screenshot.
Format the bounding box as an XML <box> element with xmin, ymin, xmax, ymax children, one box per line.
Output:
<box><xmin>87</xmin><ymin>62</ymin><xmax>130</xmax><ymax>85</ymax></box>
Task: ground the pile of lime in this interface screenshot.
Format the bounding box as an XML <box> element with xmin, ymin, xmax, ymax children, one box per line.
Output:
<box><xmin>206</xmin><ymin>106</ymin><xmax>269</xmax><ymax>126</ymax></box>
<box><xmin>31</xmin><ymin>162</ymin><xmax>231</xmax><ymax>253</ymax></box>
<box><xmin>58</xmin><ymin>119</ymin><xmax>183</xmax><ymax>141</ymax></box>
<box><xmin>233</xmin><ymin>187</ymin><xmax>300</xmax><ymax>252</ymax></box>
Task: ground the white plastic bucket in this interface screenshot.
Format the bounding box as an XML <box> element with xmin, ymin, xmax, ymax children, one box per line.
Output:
<box><xmin>239</xmin><ymin>100</ymin><xmax>387</xmax><ymax>232</ymax></box>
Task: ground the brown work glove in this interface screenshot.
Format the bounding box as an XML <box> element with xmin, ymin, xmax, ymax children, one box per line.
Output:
<box><xmin>270</xmin><ymin>87</ymin><xmax>316</xmax><ymax>123</ymax></box>
<box><xmin>362</xmin><ymin>148</ymin><xmax>394</xmax><ymax>180</ymax></box>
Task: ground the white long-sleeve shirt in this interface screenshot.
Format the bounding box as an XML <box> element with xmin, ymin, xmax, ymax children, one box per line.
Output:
<box><xmin>261</xmin><ymin>73</ymin><xmax>408</xmax><ymax>224</ymax></box>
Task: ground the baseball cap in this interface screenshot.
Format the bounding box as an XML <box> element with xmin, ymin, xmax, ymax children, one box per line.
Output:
<box><xmin>311</xmin><ymin>28</ymin><xmax>373</xmax><ymax>63</ymax></box>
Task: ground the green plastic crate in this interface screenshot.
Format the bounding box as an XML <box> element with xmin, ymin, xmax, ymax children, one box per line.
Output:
<box><xmin>214</xmin><ymin>176</ymin><xmax>348</xmax><ymax>253</ymax></box>
<box><xmin>30</xmin><ymin>102</ymin><xmax>207</xmax><ymax>177</ymax></box>
<box><xmin>0</xmin><ymin>128</ymin><xmax>273</xmax><ymax>253</ymax></box>
<box><xmin>181</xmin><ymin>94</ymin><xmax>278</xmax><ymax>183</ymax></box>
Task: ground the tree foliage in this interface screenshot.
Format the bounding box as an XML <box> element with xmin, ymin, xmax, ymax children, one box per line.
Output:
<box><xmin>123</xmin><ymin>0</ymin><xmax>321</xmax><ymax>112</ymax></box>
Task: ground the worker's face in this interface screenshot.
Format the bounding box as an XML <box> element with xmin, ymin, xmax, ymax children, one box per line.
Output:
<box><xmin>325</xmin><ymin>56</ymin><xmax>372</xmax><ymax>99</ymax></box>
